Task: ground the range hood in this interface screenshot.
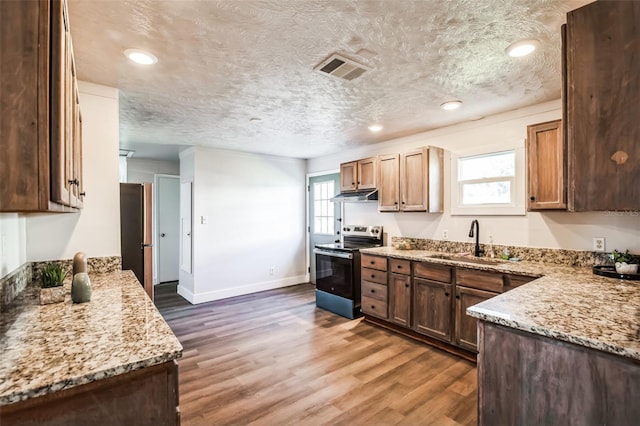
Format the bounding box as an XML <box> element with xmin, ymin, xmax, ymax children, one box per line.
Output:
<box><xmin>331</xmin><ymin>189</ymin><xmax>378</xmax><ymax>203</ymax></box>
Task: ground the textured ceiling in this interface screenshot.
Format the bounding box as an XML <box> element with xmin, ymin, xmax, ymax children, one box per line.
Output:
<box><xmin>68</xmin><ymin>0</ymin><xmax>592</xmax><ymax>160</ymax></box>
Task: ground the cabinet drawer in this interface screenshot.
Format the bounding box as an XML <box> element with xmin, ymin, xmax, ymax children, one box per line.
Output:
<box><xmin>362</xmin><ymin>254</ymin><xmax>387</xmax><ymax>271</ymax></box>
<box><xmin>362</xmin><ymin>267</ymin><xmax>387</xmax><ymax>285</ymax></box>
<box><xmin>414</xmin><ymin>262</ymin><xmax>453</xmax><ymax>283</ymax></box>
<box><xmin>389</xmin><ymin>259</ymin><xmax>411</xmax><ymax>275</ymax></box>
<box><xmin>362</xmin><ymin>281</ymin><xmax>387</xmax><ymax>302</ymax></box>
<box><xmin>362</xmin><ymin>296</ymin><xmax>388</xmax><ymax>319</ymax></box>
<box><xmin>456</xmin><ymin>268</ymin><xmax>503</xmax><ymax>293</ymax></box>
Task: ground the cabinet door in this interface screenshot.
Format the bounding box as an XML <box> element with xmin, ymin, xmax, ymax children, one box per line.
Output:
<box><xmin>413</xmin><ymin>278</ymin><xmax>453</xmax><ymax>342</ymax></box>
<box><xmin>388</xmin><ymin>273</ymin><xmax>411</xmax><ymax>327</ymax></box>
<box><xmin>50</xmin><ymin>0</ymin><xmax>74</xmax><ymax>207</ymax></box>
<box><xmin>357</xmin><ymin>157</ymin><xmax>377</xmax><ymax>190</ymax></box>
<box><xmin>378</xmin><ymin>154</ymin><xmax>399</xmax><ymax>211</ymax></box>
<box><xmin>455</xmin><ymin>286</ymin><xmax>497</xmax><ymax>352</ymax></box>
<box><xmin>400</xmin><ymin>149</ymin><xmax>427</xmax><ymax>211</ymax></box>
<box><xmin>340</xmin><ymin>161</ymin><xmax>357</xmax><ymax>192</ymax></box>
<box><xmin>527</xmin><ymin>119</ymin><xmax>565</xmax><ymax>210</ymax></box>
<box><xmin>566</xmin><ymin>1</ymin><xmax>640</xmax><ymax>211</ymax></box>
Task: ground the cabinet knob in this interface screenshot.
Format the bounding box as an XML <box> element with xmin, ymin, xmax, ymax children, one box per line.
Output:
<box><xmin>456</xmin><ymin>295</ymin><xmax>460</xmax><ymax>299</ymax></box>
<box><xmin>445</xmin><ymin>292</ymin><xmax>450</xmax><ymax>297</ymax></box>
<box><xmin>405</xmin><ymin>283</ymin><xmax>409</xmax><ymax>288</ymax></box>
<box><xmin>530</xmin><ymin>196</ymin><xmax>536</xmax><ymax>201</ymax></box>
<box><xmin>371</xmin><ymin>305</ymin><xmax>375</xmax><ymax>309</ymax></box>
<box><xmin>79</xmin><ymin>192</ymin><xmax>86</xmax><ymax>197</ymax></box>
<box><xmin>68</xmin><ymin>179</ymin><xmax>79</xmax><ymax>185</ymax></box>
<box><xmin>370</xmin><ymin>289</ymin><xmax>375</xmax><ymax>293</ymax></box>
<box><xmin>397</xmin><ymin>265</ymin><xmax>402</xmax><ymax>269</ymax></box>
<box><xmin>401</xmin><ymin>201</ymin><xmax>405</xmax><ymax>204</ymax></box>
<box><xmin>394</xmin><ymin>201</ymin><xmax>398</xmax><ymax>205</ymax></box>
<box><xmin>371</xmin><ymin>274</ymin><xmax>375</xmax><ymax>278</ymax></box>
<box><xmin>370</xmin><ymin>261</ymin><xmax>375</xmax><ymax>265</ymax></box>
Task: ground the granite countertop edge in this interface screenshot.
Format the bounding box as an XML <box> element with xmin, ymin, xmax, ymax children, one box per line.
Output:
<box><xmin>360</xmin><ymin>247</ymin><xmax>640</xmax><ymax>361</ymax></box>
<box><xmin>0</xmin><ymin>270</ymin><xmax>184</xmax><ymax>406</ymax></box>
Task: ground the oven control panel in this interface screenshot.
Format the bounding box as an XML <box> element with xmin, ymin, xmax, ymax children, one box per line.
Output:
<box><xmin>342</xmin><ymin>225</ymin><xmax>383</xmax><ymax>239</ymax></box>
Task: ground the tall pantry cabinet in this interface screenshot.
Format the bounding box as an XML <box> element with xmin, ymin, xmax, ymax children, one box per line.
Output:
<box><xmin>0</xmin><ymin>0</ymin><xmax>84</xmax><ymax>212</ymax></box>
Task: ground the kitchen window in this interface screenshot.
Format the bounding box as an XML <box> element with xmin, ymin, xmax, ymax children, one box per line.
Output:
<box><xmin>313</xmin><ymin>181</ymin><xmax>335</xmax><ymax>234</ymax></box>
<box><xmin>451</xmin><ymin>146</ymin><xmax>525</xmax><ymax>215</ymax></box>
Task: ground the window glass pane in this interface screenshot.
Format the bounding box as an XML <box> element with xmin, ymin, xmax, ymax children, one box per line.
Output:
<box><xmin>459</xmin><ymin>151</ymin><xmax>515</xmax><ymax>181</ymax></box>
<box><xmin>462</xmin><ymin>181</ymin><xmax>511</xmax><ymax>205</ymax></box>
<box><xmin>312</xmin><ymin>180</ymin><xmax>336</xmax><ymax>235</ymax></box>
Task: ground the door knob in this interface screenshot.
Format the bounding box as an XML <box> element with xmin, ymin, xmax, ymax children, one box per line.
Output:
<box><xmin>160</xmin><ymin>233</ymin><xmax>166</xmax><ymax>237</ymax></box>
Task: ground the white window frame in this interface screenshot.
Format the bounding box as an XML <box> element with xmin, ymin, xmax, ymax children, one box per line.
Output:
<box><xmin>450</xmin><ymin>143</ymin><xmax>526</xmax><ymax>216</ymax></box>
<box><xmin>312</xmin><ymin>180</ymin><xmax>336</xmax><ymax>235</ymax></box>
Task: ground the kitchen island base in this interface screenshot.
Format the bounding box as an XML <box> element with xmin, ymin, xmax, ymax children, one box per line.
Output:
<box><xmin>478</xmin><ymin>322</ymin><xmax>640</xmax><ymax>426</ymax></box>
<box><xmin>0</xmin><ymin>360</ymin><xmax>180</xmax><ymax>426</ymax></box>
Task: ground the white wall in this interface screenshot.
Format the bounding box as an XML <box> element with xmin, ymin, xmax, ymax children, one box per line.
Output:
<box><xmin>308</xmin><ymin>100</ymin><xmax>640</xmax><ymax>253</ymax></box>
<box><xmin>0</xmin><ymin>213</ymin><xmax>27</xmax><ymax>278</ymax></box>
<box><xmin>126</xmin><ymin>158</ymin><xmax>180</xmax><ymax>184</ymax></box>
<box><xmin>180</xmin><ymin>146</ymin><xmax>307</xmax><ymax>304</ymax></box>
<box><xmin>26</xmin><ymin>82</ymin><xmax>121</xmax><ymax>261</ymax></box>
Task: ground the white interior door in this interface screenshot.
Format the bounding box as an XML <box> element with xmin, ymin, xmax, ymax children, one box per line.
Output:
<box><xmin>157</xmin><ymin>175</ymin><xmax>180</xmax><ymax>283</ymax></box>
<box><xmin>180</xmin><ymin>181</ymin><xmax>192</xmax><ymax>274</ymax></box>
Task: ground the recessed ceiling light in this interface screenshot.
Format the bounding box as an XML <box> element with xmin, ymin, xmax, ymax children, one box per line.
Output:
<box><xmin>368</xmin><ymin>124</ymin><xmax>383</xmax><ymax>132</ymax></box>
<box><xmin>440</xmin><ymin>101</ymin><xmax>463</xmax><ymax>111</ymax></box>
<box><xmin>506</xmin><ymin>39</ymin><xmax>540</xmax><ymax>58</ymax></box>
<box><xmin>124</xmin><ymin>49</ymin><xmax>158</xmax><ymax>65</ymax></box>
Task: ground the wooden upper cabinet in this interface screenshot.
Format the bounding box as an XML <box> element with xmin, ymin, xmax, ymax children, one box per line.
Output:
<box><xmin>378</xmin><ymin>147</ymin><xmax>444</xmax><ymax>213</ymax></box>
<box><xmin>0</xmin><ymin>0</ymin><xmax>83</xmax><ymax>212</ymax></box>
<box><xmin>378</xmin><ymin>154</ymin><xmax>400</xmax><ymax>211</ymax></box>
<box><xmin>340</xmin><ymin>161</ymin><xmax>357</xmax><ymax>192</ymax></box>
<box><xmin>340</xmin><ymin>157</ymin><xmax>377</xmax><ymax>192</ymax></box>
<box><xmin>357</xmin><ymin>157</ymin><xmax>377</xmax><ymax>190</ymax></box>
<box><xmin>527</xmin><ymin>120</ymin><xmax>565</xmax><ymax>210</ymax></box>
<box><xmin>565</xmin><ymin>1</ymin><xmax>640</xmax><ymax>211</ymax></box>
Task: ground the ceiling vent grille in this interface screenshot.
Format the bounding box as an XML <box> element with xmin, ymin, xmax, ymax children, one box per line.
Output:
<box><xmin>314</xmin><ymin>53</ymin><xmax>370</xmax><ymax>81</ymax></box>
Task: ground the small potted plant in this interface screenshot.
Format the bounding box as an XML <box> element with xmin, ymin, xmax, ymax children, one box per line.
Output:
<box><xmin>610</xmin><ymin>249</ymin><xmax>639</xmax><ymax>274</ymax></box>
<box><xmin>40</xmin><ymin>264</ymin><xmax>67</xmax><ymax>304</ymax></box>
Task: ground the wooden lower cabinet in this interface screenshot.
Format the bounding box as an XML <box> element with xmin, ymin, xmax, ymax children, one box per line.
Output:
<box><xmin>478</xmin><ymin>322</ymin><xmax>640</xmax><ymax>425</ymax></box>
<box><xmin>388</xmin><ymin>272</ymin><xmax>411</xmax><ymax>327</ymax></box>
<box><xmin>455</xmin><ymin>286</ymin><xmax>498</xmax><ymax>351</ymax></box>
<box><xmin>0</xmin><ymin>361</ymin><xmax>180</xmax><ymax>426</ymax></box>
<box><xmin>361</xmin><ymin>280</ymin><xmax>388</xmax><ymax>319</ymax></box>
<box><xmin>413</xmin><ymin>278</ymin><xmax>453</xmax><ymax>342</ymax></box>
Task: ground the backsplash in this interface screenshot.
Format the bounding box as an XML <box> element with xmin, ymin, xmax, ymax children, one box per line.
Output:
<box><xmin>1</xmin><ymin>256</ymin><xmax>121</xmax><ymax>311</ymax></box>
<box><xmin>0</xmin><ymin>263</ymin><xmax>32</xmax><ymax>311</ymax></box>
<box><xmin>390</xmin><ymin>237</ymin><xmax>611</xmax><ymax>267</ymax></box>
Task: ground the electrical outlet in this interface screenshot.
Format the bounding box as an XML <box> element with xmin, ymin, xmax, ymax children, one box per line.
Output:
<box><xmin>442</xmin><ymin>229</ymin><xmax>448</xmax><ymax>239</ymax></box>
<box><xmin>593</xmin><ymin>237</ymin><xmax>605</xmax><ymax>252</ymax></box>
<box><xmin>269</xmin><ymin>267</ymin><xmax>275</xmax><ymax>276</ymax></box>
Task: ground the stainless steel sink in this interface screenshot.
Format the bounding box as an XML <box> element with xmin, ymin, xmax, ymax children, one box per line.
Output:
<box><xmin>425</xmin><ymin>254</ymin><xmax>507</xmax><ymax>265</ymax></box>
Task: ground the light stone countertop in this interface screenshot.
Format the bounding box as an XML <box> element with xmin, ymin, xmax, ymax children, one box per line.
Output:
<box><xmin>0</xmin><ymin>270</ymin><xmax>183</xmax><ymax>406</ymax></box>
<box><xmin>360</xmin><ymin>247</ymin><xmax>640</xmax><ymax>361</ymax></box>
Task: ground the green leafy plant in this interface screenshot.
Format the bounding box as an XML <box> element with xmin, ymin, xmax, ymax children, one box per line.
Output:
<box><xmin>41</xmin><ymin>264</ymin><xmax>67</xmax><ymax>288</ymax></box>
<box><xmin>610</xmin><ymin>249</ymin><xmax>639</xmax><ymax>264</ymax></box>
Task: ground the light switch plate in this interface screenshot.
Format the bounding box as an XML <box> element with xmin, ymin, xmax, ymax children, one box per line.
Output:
<box><xmin>201</xmin><ymin>215</ymin><xmax>208</xmax><ymax>225</ymax></box>
<box><xmin>593</xmin><ymin>237</ymin><xmax>605</xmax><ymax>252</ymax></box>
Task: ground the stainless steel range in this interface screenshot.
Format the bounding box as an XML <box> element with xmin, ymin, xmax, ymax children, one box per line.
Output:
<box><xmin>313</xmin><ymin>225</ymin><xmax>383</xmax><ymax>319</ymax></box>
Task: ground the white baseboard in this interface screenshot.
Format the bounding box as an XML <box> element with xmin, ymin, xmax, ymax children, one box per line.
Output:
<box><xmin>176</xmin><ymin>285</ymin><xmax>195</xmax><ymax>304</ymax></box>
<box><xmin>190</xmin><ymin>275</ymin><xmax>308</xmax><ymax>304</ymax></box>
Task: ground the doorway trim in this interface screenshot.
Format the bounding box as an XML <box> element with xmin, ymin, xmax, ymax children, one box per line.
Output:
<box><xmin>153</xmin><ymin>173</ymin><xmax>180</xmax><ymax>285</ymax></box>
<box><xmin>305</xmin><ymin>169</ymin><xmax>340</xmax><ymax>283</ymax></box>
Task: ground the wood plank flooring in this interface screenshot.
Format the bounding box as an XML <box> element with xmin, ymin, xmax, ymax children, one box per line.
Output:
<box><xmin>155</xmin><ymin>283</ymin><xmax>477</xmax><ymax>426</ymax></box>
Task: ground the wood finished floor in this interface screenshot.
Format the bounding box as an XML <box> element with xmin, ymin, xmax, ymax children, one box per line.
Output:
<box><xmin>155</xmin><ymin>283</ymin><xmax>477</xmax><ymax>426</ymax></box>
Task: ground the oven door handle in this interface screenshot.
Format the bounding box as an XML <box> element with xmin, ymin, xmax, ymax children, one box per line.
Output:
<box><xmin>313</xmin><ymin>249</ymin><xmax>353</xmax><ymax>260</ymax></box>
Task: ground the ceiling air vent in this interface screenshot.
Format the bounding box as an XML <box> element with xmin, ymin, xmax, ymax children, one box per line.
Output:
<box><xmin>314</xmin><ymin>53</ymin><xmax>370</xmax><ymax>81</ymax></box>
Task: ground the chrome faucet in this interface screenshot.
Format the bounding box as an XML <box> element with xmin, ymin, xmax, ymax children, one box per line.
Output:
<box><xmin>468</xmin><ymin>219</ymin><xmax>484</xmax><ymax>257</ymax></box>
